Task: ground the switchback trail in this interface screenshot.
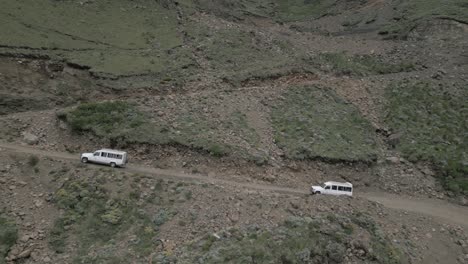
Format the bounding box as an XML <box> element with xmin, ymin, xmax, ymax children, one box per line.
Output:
<box><xmin>1</xmin><ymin>142</ymin><xmax>467</xmax><ymax>229</ymax></box>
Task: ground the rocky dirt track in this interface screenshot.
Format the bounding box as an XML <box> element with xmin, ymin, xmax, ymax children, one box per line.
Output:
<box><xmin>2</xmin><ymin>142</ymin><xmax>467</xmax><ymax>230</ymax></box>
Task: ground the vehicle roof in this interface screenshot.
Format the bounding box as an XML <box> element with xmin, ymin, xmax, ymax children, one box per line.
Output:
<box><xmin>324</xmin><ymin>181</ymin><xmax>352</xmax><ymax>187</ymax></box>
<box><xmin>97</xmin><ymin>149</ymin><xmax>127</xmax><ymax>154</ymax></box>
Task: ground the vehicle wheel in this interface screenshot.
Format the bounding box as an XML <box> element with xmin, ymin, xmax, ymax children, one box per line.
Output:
<box><xmin>81</xmin><ymin>157</ymin><xmax>88</xmax><ymax>163</ymax></box>
<box><xmin>110</xmin><ymin>162</ymin><xmax>116</xmax><ymax>168</ymax></box>
<box><xmin>316</xmin><ymin>191</ymin><xmax>321</xmax><ymax>195</ymax></box>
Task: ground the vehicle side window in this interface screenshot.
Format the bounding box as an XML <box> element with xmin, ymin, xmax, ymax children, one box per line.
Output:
<box><xmin>332</xmin><ymin>186</ymin><xmax>337</xmax><ymax>190</ymax></box>
<box><xmin>325</xmin><ymin>186</ymin><xmax>330</xmax><ymax>190</ymax></box>
<box><xmin>94</xmin><ymin>152</ymin><xmax>100</xmax><ymax>156</ymax></box>
<box><xmin>338</xmin><ymin>186</ymin><xmax>344</xmax><ymax>191</ymax></box>
<box><xmin>108</xmin><ymin>153</ymin><xmax>115</xmax><ymax>159</ymax></box>
<box><xmin>101</xmin><ymin>152</ymin><xmax>107</xmax><ymax>157</ymax></box>
<box><xmin>347</xmin><ymin>187</ymin><xmax>353</xmax><ymax>192</ymax></box>
<box><xmin>116</xmin><ymin>154</ymin><xmax>122</xmax><ymax>159</ymax></box>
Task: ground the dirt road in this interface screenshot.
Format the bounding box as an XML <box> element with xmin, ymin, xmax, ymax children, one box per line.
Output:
<box><xmin>1</xmin><ymin>142</ymin><xmax>468</xmax><ymax>229</ymax></box>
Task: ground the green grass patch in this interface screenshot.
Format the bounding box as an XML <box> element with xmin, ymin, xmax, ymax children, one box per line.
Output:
<box><xmin>272</xmin><ymin>85</ymin><xmax>377</xmax><ymax>162</ymax></box>
<box><xmin>316</xmin><ymin>53</ymin><xmax>415</xmax><ymax>76</ymax></box>
<box><xmin>186</xmin><ymin>24</ymin><xmax>304</xmax><ymax>85</ymax></box>
<box><xmin>61</xmin><ymin>100</ymin><xmax>261</xmax><ymax>158</ymax></box>
<box><xmin>0</xmin><ymin>0</ymin><xmax>185</xmax><ymax>77</ymax></box>
<box><xmin>385</xmin><ymin>81</ymin><xmax>467</xmax><ymax>194</ymax></box>
<box><xmin>60</xmin><ymin>101</ymin><xmax>146</xmax><ymax>141</ymax></box>
<box><xmin>275</xmin><ymin>0</ymin><xmax>339</xmax><ymax>21</ymax></box>
<box><xmin>0</xmin><ymin>213</ymin><xmax>18</xmax><ymax>264</ymax></box>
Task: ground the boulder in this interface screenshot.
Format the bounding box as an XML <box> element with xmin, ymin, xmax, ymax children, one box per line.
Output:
<box><xmin>386</xmin><ymin>132</ymin><xmax>402</xmax><ymax>148</ymax></box>
<box><xmin>385</xmin><ymin>157</ymin><xmax>400</xmax><ymax>164</ymax></box>
<box><xmin>23</xmin><ymin>132</ymin><xmax>39</xmax><ymax>145</ymax></box>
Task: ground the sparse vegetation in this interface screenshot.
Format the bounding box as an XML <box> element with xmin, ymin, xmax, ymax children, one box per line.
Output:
<box><xmin>272</xmin><ymin>85</ymin><xmax>378</xmax><ymax>162</ymax></box>
<box><xmin>316</xmin><ymin>53</ymin><xmax>415</xmax><ymax>76</ymax></box>
<box><xmin>0</xmin><ymin>213</ymin><xmax>17</xmax><ymax>264</ymax></box>
<box><xmin>186</xmin><ymin>24</ymin><xmax>302</xmax><ymax>85</ymax></box>
<box><xmin>181</xmin><ymin>214</ymin><xmax>403</xmax><ymax>263</ymax></box>
<box><xmin>49</xmin><ymin>177</ymin><xmax>157</xmax><ymax>261</ymax></box>
<box><xmin>385</xmin><ymin>81</ymin><xmax>468</xmax><ymax>194</ymax></box>
<box><xmin>60</xmin><ymin>100</ymin><xmax>262</xmax><ymax>158</ymax></box>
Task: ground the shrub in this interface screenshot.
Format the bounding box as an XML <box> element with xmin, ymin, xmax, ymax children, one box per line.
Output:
<box><xmin>64</xmin><ymin>101</ymin><xmax>146</xmax><ymax>139</ymax></box>
<box><xmin>27</xmin><ymin>155</ymin><xmax>39</xmax><ymax>167</ymax></box>
<box><xmin>0</xmin><ymin>214</ymin><xmax>18</xmax><ymax>263</ymax></box>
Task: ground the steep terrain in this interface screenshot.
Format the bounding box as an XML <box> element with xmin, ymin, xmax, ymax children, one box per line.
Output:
<box><xmin>0</xmin><ymin>0</ymin><xmax>467</xmax><ymax>263</ymax></box>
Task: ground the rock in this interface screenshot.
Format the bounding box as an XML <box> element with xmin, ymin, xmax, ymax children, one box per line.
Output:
<box><xmin>229</xmin><ymin>212</ymin><xmax>240</xmax><ymax>223</ymax></box>
<box><xmin>17</xmin><ymin>248</ymin><xmax>32</xmax><ymax>259</ymax></box>
<box><xmin>290</xmin><ymin>200</ymin><xmax>300</xmax><ymax>209</ymax></box>
<box><xmin>459</xmin><ymin>197</ymin><xmax>468</xmax><ymax>206</ymax></box>
<box><xmin>34</xmin><ymin>200</ymin><xmax>43</xmax><ymax>208</ymax></box>
<box><xmin>23</xmin><ymin>132</ymin><xmax>39</xmax><ymax>145</ymax></box>
<box><xmin>43</xmin><ymin>256</ymin><xmax>51</xmax><ymax>263</ymax></box>
<box><xmin>46</xmin><ymin>61</ymin><xmax>64</xmax><ymax>72</ymax></box>
<box><xmin>9</xmin><ymin>185</ymin><xmax>16</xmax><ymax>190</ymax></box>
<box><xmin>20</xmin><ymin>235</ymin><xmax>30</xmax><ymax>243</ymax></box>
<box><xmin>420</xmin><ymin>167</ymin><xmax>434</xmax><ymax>176</ymax></box>
<box><xmin>387</xmin><ymin>132</ymin><xmax>402</xmax><ymax>148</ymax></box>
<box><xmin>18</xmin><ymin>181</ymin><xmax>27</xmax><ymax>186</ymax></box>
<box><xmin>386</xmin><ymin>157</ymin><xmax>400</xmax><ymax>164</ymax></box>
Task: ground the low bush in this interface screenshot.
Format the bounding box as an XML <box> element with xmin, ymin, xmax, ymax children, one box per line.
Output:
<box><xmin>27</xmin><ymin>155</ymin><xmax>39</xmax><ymax>167</ymax></box>
<box><xmin>0</xmin><ymin>214</ymin><xmax>17</xmax><ymax>264</ymax></box>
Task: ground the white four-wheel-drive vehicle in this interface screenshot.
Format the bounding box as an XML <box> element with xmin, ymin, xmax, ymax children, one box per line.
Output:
<box><xmin>311</xmin><ymin>181</ymin><xmax>353</xmax><ymax>196</ymax></box>
<box><xmin>80</xmin><ymin>149</ymin><xmax>128</xmax><ymax>168</ymax></box>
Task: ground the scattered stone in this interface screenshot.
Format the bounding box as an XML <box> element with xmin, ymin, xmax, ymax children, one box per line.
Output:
<box><xmin>9</xmin><ymin>185</ymin><xmax>16</xmax><ymax>190</ymax></box>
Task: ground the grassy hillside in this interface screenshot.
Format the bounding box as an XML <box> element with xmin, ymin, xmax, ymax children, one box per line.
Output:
<box><xmin>272</xmin><ymin>86</ymin><xmax>377</xmax><ymax>162</ymax></box>
<box><xmin>385</xmin><ymin>81</ymin><xmax>468</xmax><ymax>194</ymax></box>
<box><xmin>180</xmin><ymin>214</ymin><xmax>404</xmax><ymax>263</ymax></box>
<box><xmin>381</xmin><ymin>0</ymin><xmax>468</xmax><ymax>38</ymax></box>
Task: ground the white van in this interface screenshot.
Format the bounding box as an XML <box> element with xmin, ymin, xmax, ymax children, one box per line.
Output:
<box><xmin>80</xmin><ymin>149</ymin><xmax>128</xmax><ymax>168</ymax></box>
<box><xmin>311</xmin><ymin>181</ymin><xmax>353</xmax><ymax>196</ymax></box>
